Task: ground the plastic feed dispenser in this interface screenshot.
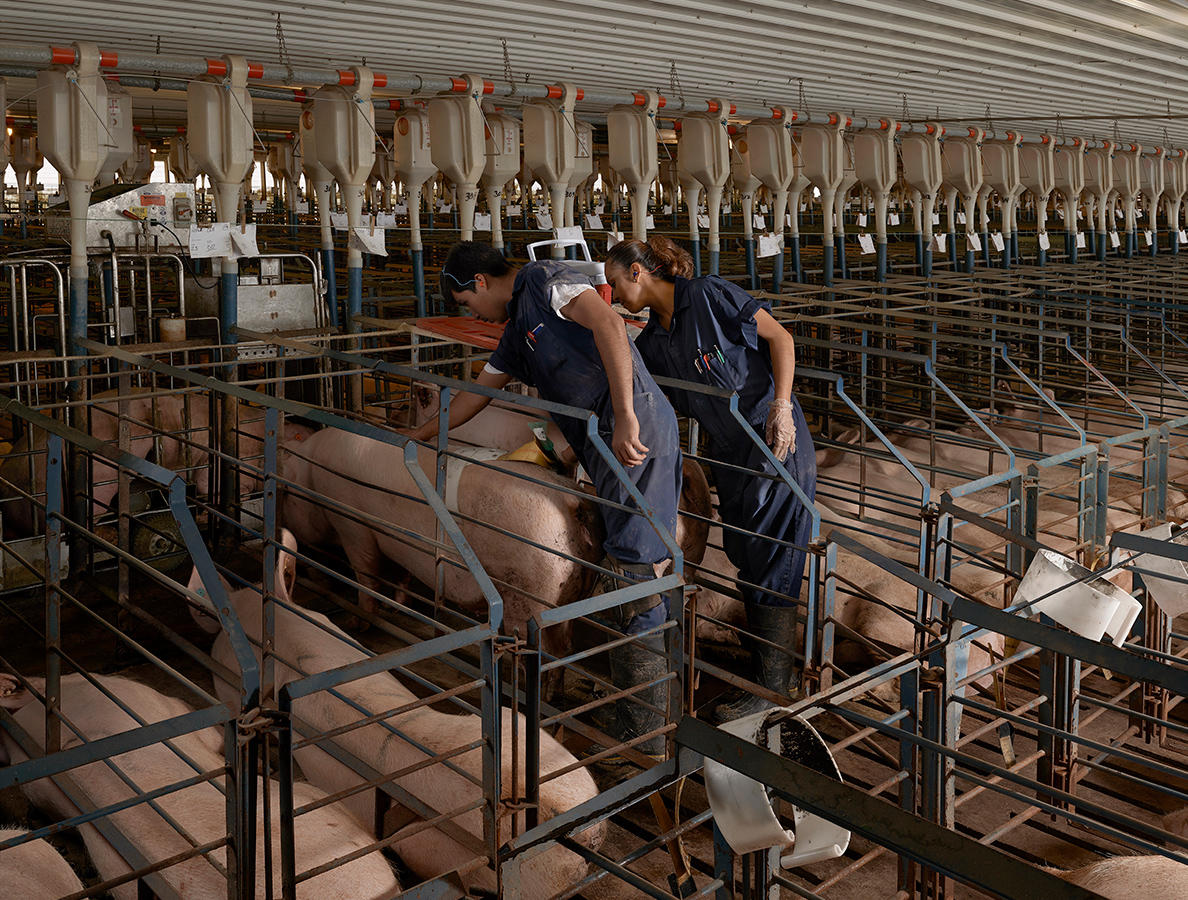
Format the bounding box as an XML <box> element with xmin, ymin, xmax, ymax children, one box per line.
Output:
<box><xmin>607</xmin><ymin>91</ymin><xmax>660</xmax><ymax>240</ymax></box>
<box><xmin>428</xmin><ymin>75</ymin><xmax>486</xmax><ymax>241</ymax></box>
<box><xmin>188</xmin><ymin>54</ymin><xmax>255</xmax><ymax>224</ymax></box>
<box><xmin>1015</xmin><ymin>549</ymin><xmax>1141</xmax><ymax>646</ymax></box>
<box><xmin>1124</xmin><ymin>524</ymin><xmax>1188</xmax><ymax>618</ymax></box>
<box><xmin>523</xmin><ymin>82</ymin><xmax>578</xmax><ymax>255</ymax></box>
<box><xmin>704</xmin><ymin>708</ymin><xmax>850</xmax><ymax>867</ymax></box>
<box><xmin>679</xmin><ymin>99</ymin><xmax>732</xmax><ymax>274</ymax></box>
<box><xmin>481</xmin><ymin>110</ymin><xmax>520</xmax><ymax>250</ymax></box>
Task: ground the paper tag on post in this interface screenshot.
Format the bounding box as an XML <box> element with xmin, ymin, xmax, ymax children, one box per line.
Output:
<box><xmin>697</xmin><ymin>214</ymin><xmax>711</xmax><ymax>229</ymax></box>
<box><xmin>377</xmin><ymin>212</ymin><xmax>397</xmax><ymax>228</ymax></box>
<box><xmin>928</xmin><ymin>233</ymin><xmax>946</xmax><ymax>252</ymax></box>
<box><xmin>759</xmin><ymin>203</ymin><xmax>769</xmax><ymax>214</ymax></box>
<box><xmin>1109</xmin><ymin>231</ymin><xmax>1121</xmax><ymax>248</ymax></box>
<box><xmin>1144</xmin><ymin>230</ymin><xmax>1153</xmax><ymax>246</ymax></box>
<box><xmin>753</xmin><ymin>213</ymin><xmax>766</xmax><ymax>229</ymax></box>
<box><xmin>606</xmin><ymin>230</ymin><xmax>625</xmax><ymax>250</ymax></box>
<box><xmin>663</xmin><ymin>204</ymin><xmax>673</xmax><ymax>215</ymax></box>
<box><xmin>858</xmin><ymin>233</ymin><xmax>876</xmax><ymax>254</ymax></box>
<box><xmin>786</xmin><ymin>214</ymin><xmax>792</xmax><ymax>227</ymax></box>
<box><xmin>1076</xmin><ymin>232</ymin><xmax>1087</xmax><ymax>248</ymax></box>
<box><xmin>585</xmin><ymin>213</ymin><xmax>603</xmax><ymax>230</ymax></box>
<box><xmin>645</xmin><ymin>214</ymin><xmax>656</xmax><ymax>229</ymax></box>
<box><xmin>474</xmin><ymin>212</ymin><xmax>492</xmax><ymax>230</ymax></box>
<box><xmin>555</xmin><ymin>225</ymin><xmax>584</xmax><ymax>244</ymax></box>
<box><xmin>189</xmin><ymin>223</ymin><xmax>232</xmax><ymax>258</ymax></box>
<box><xmin>889</xmin><ymin>212</ymin><xmax>901</xmax><ymax>226</ymax></box>
<box><xmin>438</xmin><ymin>202</ymin><xmax>452</xmax><ymax>214</ymax></box>
<box><xmin>1180</xmin><ymin>229</ymin><xmax>1188</xmax><ymax>243</ymax></box>
<box><xmin>330</xmin><ymin>211</ymin><xmax>348</xmax><ymax>230</ymax></box>
<box><xmin>991</xmin><ymin>232</ymin><xmax>1005</xmax><ymax>251</ymax></box>
<box><xmin>350</xmin><ymin>226</ymin><xmax>388</xmax><ymax>256</ymax></box>
<box><xmin>1038</xmin><ymin>231</ymin><xmax>1050</xmax><ymax>250</ymax></box>
<box><xmin>757</xmin><ymin>233</ymin><xmax>781</xmax><ymax>258</ymax></box>
<box><xmin>857</xmin><ymin>213</ymin><xmax>868</xmax><ymax>227</ymax></box>
<box><xmin>931</xmin><ymin>213</ymin><xmax>941</xmax><ymax>226</ymax></box>
<box><xmin>967</xmin><ymin>232</ymin><xmax>982</xmax><ymax>252</ymax></box>
<box><xmin>393</xmin><ymin>203</ymin><xmax>408</xmax><ymax>215</ymax></box>
<box><xmin>229</xmin><ymin>225</ymin><xmax>260</xmax><ymax>259</ymax></box>
<box><xmin>536</xmin><ymin>212</ymin><xmax>554</xmax><ymax>230</ymax></box>
<box><xmin>957</xmin><ymin>211</ymin><xmax>966</xmax><ymax>225</ymax></box>
<box><xmin>508</xmin><ymin>204</ymin><xmax>522</xmax><ymax>216</ymax></box>
<box><xmin>596</xmin><ymin>203</ymin><xmax>606</xmax><ymax>214</ymax></box>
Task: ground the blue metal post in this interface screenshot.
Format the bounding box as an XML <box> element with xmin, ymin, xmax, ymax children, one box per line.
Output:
<box><xmin>347</xmin><ymin>263</ymin><xmax>363</xmax><ymax>334</ymax></box>
<box><xmin>691</xmin><ymin>241</ymin><xmax>702</xmax><ymax>278</ymax></box>
<box><xmin>772</xmin><ymin>251</ymin><xmax>784</xmax><ymax>293</ymax></box>
<box><xmin>914</xmin><ymin>232</ymin><xmax>924</xmax><ymax>274</ymax></box>
<box><xmin>947</xmin><ymin>230</ymin><xmax>958</xmax><ymax>269</ymax></box>
<box><xmin>791</xmin><ymin>234</ymin><xmax>802</xmax><ymax>282</ymax></box>
<box><xmin>744</xmin><ymin>238</ymin><xmax>757</xmax><ymax>289</ymax></box>
<box><xmin>709</xmin><ymin>248</ymin><xmax>720</xmax><ymax>276</ymax></box>
<box><xmin>412</xmin><ymin>248</ymin><xmax>426</xmax><ymax>317</ymax></box>
<box><xmin>822</xmin><ymin>243</ymin><xmax>834</xmax><ymax>287</ymax></box>
<box><xmin>876</xmin><ymin>241</ymin><xmax>887</xmax><ymax>281</ymax></box>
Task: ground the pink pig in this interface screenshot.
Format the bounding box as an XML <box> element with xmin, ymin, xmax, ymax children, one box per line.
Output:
<box><xmin>190</xmin><ymin>528</ymin><xmax>606</xmax><ymax>900</ymax></box>
<box><xmin>0</xmin><ymin>826</ymin><xmax>86</xmax><ymax>900</ymax></box>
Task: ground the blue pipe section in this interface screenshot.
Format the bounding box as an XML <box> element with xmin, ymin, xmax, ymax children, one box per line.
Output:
<box><xmin>691</xmin><ymin>241</ymin><xmax>702</xmax><ymax>278</ymax></box>
<box><xmin>744</xmin><ymin>238</ymin><xmax>757</xmax><ymax>289</ymax></box>
<box><xmin>837</xmin><ymin>235</ymin><xmax>848</xmax><ymax>279</ymax></box>
<box><xmin>981</xmin><ymin>230</ymin><xmax>991</xmax><ymax>266</ymax></box>
<box><xmin>1173</xmin><ymin>231</ymin><xmax>1180</xmax><ymax>255</ymax></box>
<box><xmin>876</xmin><ymin>242</ymin><xmax>887</xmax><ymax>282</ymax></box>
<box><xmin>790</xmin><ymin>235</ymin><xmax>802</xmax><ymax>283</ymax></box>
<box><xmin>922</xmin><ymin>247</ymin><xmax>932</xmax><ymax>278</ymax></box>
<box><xmin>913</xmin><ymin>233</ymin><xmax>924</xmax><ymax>275</ymax></box>
<box><xmin>822</xmin><ymin>244</ymin><xmax>834</xmax><ymax>288</ymax></box>
<box><xmin>709</xmin><ymin>248</ymin><xmax>720</xmax><ymax>276</ymax></box>
<box><xmin>220</xmin><ymin>270</ymin><xmax>238</xmax><ymax>350</ymax></box>
<box><xmin>772</xmin><ymin>251</ymin><xmax>784</xmax><ymax>293</ymax></box>
<box><xmin>322</xmin><ymin>248</ymin><xmax>339</xmax><ymax>329</ymax></box>
<box><xmin>347</xmin><ymin>265</ymin><xmax>363</xmax><ymax>334</ymax></box>
<box><xmin>68</xmin><ymin>272</ymin><xmax>88</xmax><ymax>371</ymax></box>
<box><xmin>412</xmin><ymin>248</ymin><xmax>426</xmax><ymax>317</ymax></box>
<box><xmin>947</xmin><ymin>231</ymin><xmax>958</xmax><ymax>270</ymax></box>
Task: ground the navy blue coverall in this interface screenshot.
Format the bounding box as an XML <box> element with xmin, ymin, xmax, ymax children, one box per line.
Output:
<box><xmin>634</xmin><ymin>275</ymin><xmax>817</xmax><ymax>608</ymax></box>
<box><xmin>487</xmin><ymin>261</ymin><xmax>683</xmax><ymax>632</ymax></box>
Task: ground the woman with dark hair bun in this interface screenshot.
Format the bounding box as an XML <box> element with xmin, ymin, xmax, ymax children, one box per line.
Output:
<box><xmin>605</xmin><ymin>236</ymin><xmax>816</xmax><ymax>722</ymax></box>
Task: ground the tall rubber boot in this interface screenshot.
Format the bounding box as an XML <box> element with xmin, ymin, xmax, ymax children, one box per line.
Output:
<box><xmin>710</xmin><ymin>603</ymin><xmax>798</xmax><ymax>724</ymax></box>
<box><xmin>599</xmin><ymin>631</ymin><xmax>668</xmax><ymax>758</ymax></box>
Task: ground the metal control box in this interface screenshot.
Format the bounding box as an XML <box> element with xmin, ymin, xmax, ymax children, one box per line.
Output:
<box><xmin>46</xmin><ymin>181</ymin><xmax>195</xmax><ymax>251</ymax></box>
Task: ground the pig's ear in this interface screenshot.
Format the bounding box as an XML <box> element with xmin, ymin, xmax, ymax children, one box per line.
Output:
<box><xmin>277</xmin><ymin>529</ymin><xmax>298</xmax><ymax>602</ymax></box>
<box><xmin>187</xmin><ymin>564</ymin><xmax>232</xmax><ymax>634</ymax></box>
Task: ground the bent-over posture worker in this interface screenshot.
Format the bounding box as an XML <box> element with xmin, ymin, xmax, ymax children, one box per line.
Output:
<box><xmin>411</xmin><ymin>241</ymin><xmax>683</xmax><ymax>757</ymax></box>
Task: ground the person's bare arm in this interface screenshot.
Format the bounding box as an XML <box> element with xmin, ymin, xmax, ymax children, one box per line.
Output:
<box><xmin>559</xmin><ymin>289</ymin><xmax>647</xmax><ymax>467</ymax></box>
<box><xmin>407</xmin><ymin>367</ymin><xmax>512</xmax><ymax>442</ymax></box>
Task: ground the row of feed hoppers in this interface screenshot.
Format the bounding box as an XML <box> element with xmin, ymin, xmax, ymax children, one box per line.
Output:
<box><xmin>4</xmin><ymin>45</ymin><xmax>1188</xmax><ymax>355</ymax></box>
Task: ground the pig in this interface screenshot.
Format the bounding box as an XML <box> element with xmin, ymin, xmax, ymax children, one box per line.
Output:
<box><xmin>190</xmin><ymin>528</ymin><xmax>605</xmax><ymax>900</ymax></box>
<box><xmin>279</xmin><ymin>425</ymin><xmax>710</xmax><ymax>666</ymax></box>
<box><xmin>0</xmin><ymin>387</ymin><xmax>315</xmax><ymax>538</ymax></box>
<box><xmin>1048</xmin><ymin>855</ymin><xmax>1188</xmax><ymax>899</ymax></box>
<box><xmin>0</xmin><ymin>672</ymin><xmax>400</xmax><ymax>900</ymax></box>
<box><xmin>0</xmin><ymin>826</ymin><xmax>86</xmax><ymax>900</ymax></box>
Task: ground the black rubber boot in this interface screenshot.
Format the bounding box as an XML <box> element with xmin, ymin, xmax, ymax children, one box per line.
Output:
<box><xmin>586</xmin><ymin>631</ymin><xmax>669</xmax><ymax>760</ymax></box>
<box><xmin>710</xmin><ymin>603</ymin><xmax>799</xmax><ymax>724</ymax></box>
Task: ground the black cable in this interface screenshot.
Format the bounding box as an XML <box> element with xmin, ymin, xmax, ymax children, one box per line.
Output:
<box><xmin>149</xmin><ymin>218</ymin><xmax>220</xmax><ymax>289</ymax></box>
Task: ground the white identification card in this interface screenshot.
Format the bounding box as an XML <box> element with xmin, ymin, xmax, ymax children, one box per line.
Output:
<box><xmin>536</xmin><ymin>212</ymin><xmax>553</xmax><ymax>230</ymax></box>
<box><xmin>585</xmin><ymin>213</ymin><xmax>603</xmax><ymax>230</ymax></box>
<box><xmin>393</xmin><ymin>203</ymin><xmax>408</xmax><ymax>215</ymax></box>
<box><xmin>377</xmin><ymin>212</ymin><xmax>397</xmax><ymax>228</ymax></box>
<box><xmin>474</xmin><ymin>212</ymin><xmax>492</xmax><ymax>230</ymax></box>
<box><xmin>330</xmin><ymin>211</ymin><xmax>348</xmax><ymax>230</ymax></box>
<box><xmin>438</xmin><ymin>202</ymin><xmax>452</xmax><ymax>214</ymax></box>
<box><xmin>663</xmin><ymin>204</ymin><xmax>673</xmax><ymax>215</ymax></box>
<box><xmin>889</xmin><ymin>212</ymin><xmax>901</xmax><ymax>226</ymax></box>
<box><xmin>555</xmin><ymin>225</ymin><xmax>584</xmax><ymax>243</ymax></box>
<box><xmin>350</xmin><ymin>226</ymin><xmax>388</xmax><ymax>255</ymax></box>
<box><xmin>931</xmin><ymin>213</ymin><xmax>941</xmax><ymax>226</ymax></box>
<box><xmin>1180</xmin><ymin>229</ymin><xmax>1188</xmax><ymax>242</ymax></box>
<box><xmin>645</xmin><ymin>214</ymin><xmax>655</xmax><ymax>229</ymax></box>
<box><xmin>189</xmin><ymin>223</ymin><xmax>232</xmax><ymax>258</ymax></box>
<box><xmin>929</xmin><ymin>233</ymin><xmax>946</xmax><ymax>252</ymax></box>
<box><xmin>967</xmin><ymin>232</ymin><xmax>982</xmax><ymax>252</ymax></box>
<box><xmin>697</xmin><ymin>214</ymin><xmax>711</xmax><ymax>229</ymax></box>
<box><xmin>957</xmin><ymin>211</ymin><xmax>966</xmax><ymax>225</ymax></box>
<box><xmin>1076</xmin><ymin>232</ymin><xmax>1086</xmax><ymax>248</ymax></box>
<box><xmin>1109</xmin><ymin>231</ymin><xmax>1121</xmax><ymax>248</ymax></box>
<box><xmin>759</xmin><ymin>203</ymin><xmax>769</xmax><ymax>214</ymax></box>
<box><xmin>786</xmin><ymin>213</ymin><xmax>792</xmax><ymax>227</ymax></box>
<box><xmin>1038</xmin><ymin>232</ymin><xmax>1050</xmax><ymax>251</ymax></box>
<box><xmin>857</xmin><ymin>213</ymin><xmax>868</xmax><ymax>227</ymax></box>
<box><xmin>1144</xmin><ymin>230</ymin><xmax>1153</xmax><ymax>246</ymax></box>
<box><xmin>606</xmin><ymin>230</ymin><xmax>625</xmax><ymax>250</ymax></box>
<box><xmin>991</xmin><ymin>232</ymin><xmax>1005</xmax><ymax>251</ymax></box>
<box><xmin>753</xmin><ymin>213</ymin><xmax>766</xmax><ymax>229</ymax></box>
<box><xmin>756</xmin><ymin>233</ymin><xmax>781</xmax><ymax>258</ymax></box>
<box><xmin>858</xmin><ymin>233</ymin><xmax>876</xmax><ymax>254</ymax></box>
<box><xmin>229</xmin><ymin>224</ymin><xmax>260</xmax><ymax>259</ymax></box>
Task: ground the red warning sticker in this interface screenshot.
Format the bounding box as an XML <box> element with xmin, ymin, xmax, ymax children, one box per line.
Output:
<box><xmin>140</xmin><ymin>193</ymin><xmax>166</xmax><ymax>206</ymax></box>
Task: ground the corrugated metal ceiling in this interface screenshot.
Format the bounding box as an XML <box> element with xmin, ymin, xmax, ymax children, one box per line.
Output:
<box><xmin>5</xmin><ymin>0</ymin><xmax>1188</xmax><ymax>146</ymax></box>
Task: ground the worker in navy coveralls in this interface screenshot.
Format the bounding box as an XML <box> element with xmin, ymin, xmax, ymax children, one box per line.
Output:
<box><xmin>412</xmin><ymin>241</ymin><xmax>682</xmax><ymax>757</ymax></box>
<box><xmin>605</xmin><ymin>235</ymin><xmax>817</xmax><ymax>723</ymax></box>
